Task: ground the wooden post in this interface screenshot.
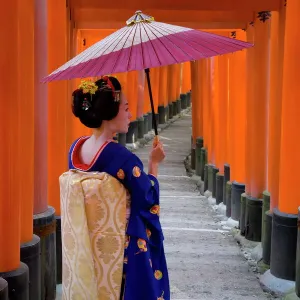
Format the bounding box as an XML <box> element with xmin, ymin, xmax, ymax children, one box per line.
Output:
<box><xmin>191</xmin><ymin>61</ymin><xmax>203</xmax><ymax>144</ymax></box>
<box><xmin>268</xmin><ymin>5</ymin><xmax>286</xmax><ymax>210</ymax></box>
<box><xmin>245</xmin><ymin>24</ymin><xmax>255</xmax><ymax>195</ymax></box>
<box><xmin>34</xmin><ymin>0</ymin><xmax>49</xmax><ymax>215</ymax></box>
<box><xmin>47</xmin><ymin>0</ymin><xmax>69</xmax><ymax>216</ymax></box>
<box><xmin>0</xmin><ymin>0</ymin><xmax>20</xmax><ymax>273</ymax></box>
<box><xmin>250</xmin><ymin>14</ymin><xmax>271</xmax><ymax>199</ymax></box>
<box><xmin>216</xmin><ymin>54</ymin><xmax>229</xmax><ymax>174</ymax></box>
<box><xmin>278</xmin><ymin>1</ymin><xmax>300</xmax><ymax>214</ymax></box>
<box><xmin>268</xmin><ymin>1</ymin><xmax>300</xmax><ymax>284</ymax></box>
<box><xmin>17</xmin><ymin>0</ymin><xmax>35</xmax><ymax>245</ymax></box>
<box><xmin>228</xmin><ymin>30</ymin><xmax>247</xmax><ymax>184</ymax></box>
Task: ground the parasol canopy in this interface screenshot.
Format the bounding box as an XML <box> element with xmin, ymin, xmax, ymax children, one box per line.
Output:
<box><xmin>43</xmin><ymin>11</ymin><xmax>252</xmax><ymax>82</ymax></box>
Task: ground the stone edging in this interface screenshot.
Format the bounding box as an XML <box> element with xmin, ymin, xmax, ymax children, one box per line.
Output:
<box><xmin>184</xmin><ymin>154</ymin><xmax>278</xmax><ymax>299</ymax></box>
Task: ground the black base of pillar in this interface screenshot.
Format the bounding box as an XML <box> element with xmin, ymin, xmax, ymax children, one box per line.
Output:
<box><xmin>200</xmin><ymin>148</ymin><xmax>207</xmax><ymax>180</ymax></box>
<box><xmin>226</xmin><ymin>182</ymin><xmax>232</xmax><ymax>218</ymax></box>
<box><xmin>180</xmin><ymin>93</ymin><xmax>187</xmax><ymax>109</ymax></box>
<box><xmin>168</xmin><ymin>103</ymin><xmax>173</xmax><ymax>119</ymax></box>
<box><xmin>296</xmin><ymin>208</ymin><xmax>300</xmax><ymax>297</ymax></box>
<box><xmin>33</xmin><ymin>206</ymin><xmax>56</xmax><ymax>300</ymax></box>
<box><xmin>0</xmin><ymin>277</ymin><xmax>8</xmax><ymax>300</ymax></box>
<box><xmin>55</xmin><ymin>217</ymin><xmax>62</xmax><ymax>284</ymax></box>
<box><xmin>20</xmin><ymin>235</ymin><xmax>41</xmax><ymax>300</ymax></box>
<box><xmin>245</xmin><ymin>196</ymin><xmax>263</xmax><ymax>242</ymax></box>
<box><xmin>137</xmin><ymin>117</ymin><xmax>144</xmax><ymax>139</ymax></box>
<box><xmin>148</xmin><ymin>113</ymin><xmax>153</xmax><ymax>132</ymax></box>
<box><xmin>172</xmin><ymin>101</ymin><xmax>177</xmax><ymax>117</ymax></box>
<box><xmin>240</xmin><ymin>193</ymin><xmax>247</xmax><ymax>236</ymax></box>
<box><xmin>204</xmin><ymin>164</ymin><xmax>209</xmax><ymax>192</ymax></box>
<box><xmin>195</xmin><ymin>137</ymin><xmax>204</xmax><ymax>177</ymax></box>
<box><xmin>0</xmin><ymin>263</ymin><xmax>29</xmax><ymax>300</ymax></box>
<box><xmin>165</xmin><ymin>105</ymin><xmax>169</xmax><ymax>122</ymax></box>
<box><xmin>270</xmin><ymin>208</ymin><xmax>297</xmax><ymax>281</ymax></box>
<box><xmin>191</xmin><ymin>147</ymin><xmax>196</xmax><ymax>170</ymax></box>
<box><xmin>208</xmin><ymin>165</ymin><xmax>219</xmax><ymax>196</ymax></box>
<box><xmin>216</xmin><ymin>174</ymin><xmax>224</xmax><ymax>204</ymax></box>
<box><xmin>191</xmin><ymin>136</ymin><xmax>195</xmax><ymax>169</ymax></box>
<box><xmin>262</xmin><ymin>210</ymin><xmax>272</xmax><ymax>265</ymax></box>
<box><xmin>118</xmin><ymin>133</ymin><xmax>126</xmax><ymax>146</ymax></box>
<box><xmin>177</xmin><ymin>99</ymin><xmax>182</xmax><ymax>114</ymax></box>
<box><xmin>158</xmin><ymin>106</ymin><xmax>165</xmax><ymax>124</ymax></box>
<box><xmin>262</xmin><ymin>191</ymin><xmax>271</xmax><ymax>244</ymax></box>
<box><xmin>212</xmin><ymin>167</ymin><xmax>219</xmax><ymax>198</ymax></box>
<box><xmin>187</xmin><ymin>91</ymin><xmax>191</xmax><ymax>107</ymax></box>
<box><xmin>143</xmin><ymin>114</ymin><xmax>149</xmax><ymax>134</ymax></box>
<box><xmin>126</xmin><ymin>120</ymin><xmax>138</xmax><ymax>144</ymax></box>
<box><xmin>223</xmin><ymin>164</ymin><xmax>230</xmax><ymax>205</ymax></box>
<box><xmin>207</xmin><ymin>165</ymin><xmax>213</xmax><ymax>193</ymax></box>
<box><xmin>231</xmin><ymin>182</ymin><xmax>245</xmax><ymax>222</ymax></box>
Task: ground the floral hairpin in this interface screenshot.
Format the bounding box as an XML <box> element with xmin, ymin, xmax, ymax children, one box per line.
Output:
<box><xmin>100</xmin><ymin>76</ymin><xmax>121</xmax><ymax>102</ymax></box>
<box><xmin>78</xmin><ymin>80</ymin><xmax>98</xmax><ymax>95</ymax></box>
<box><xmin>78</xmin><ymin>79</ymin><xmax>98</xmax><ymax>111</ymax></box>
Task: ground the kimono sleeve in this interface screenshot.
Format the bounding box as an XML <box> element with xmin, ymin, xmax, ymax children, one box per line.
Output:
<box><xmin>117</xmin><ymin>153</ymin><xmax>163</xmax><ymax>244</ymax></box>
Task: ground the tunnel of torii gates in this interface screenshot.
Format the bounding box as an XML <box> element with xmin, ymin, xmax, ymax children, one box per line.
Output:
<box><xmin>1</xmin><ymin>0</ymin><xmax>300</xmax><ymax>299</ymax></box>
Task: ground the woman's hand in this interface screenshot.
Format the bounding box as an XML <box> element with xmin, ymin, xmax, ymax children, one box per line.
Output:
<box><xmin>148</xmin><ymin>141</ymin><xmax>165</xmax><ymax>177</ymax></box>
<box><xmin>149</xmin><ymin>141</ymin><xmax>165</xmax><ymax>164</ymax></box>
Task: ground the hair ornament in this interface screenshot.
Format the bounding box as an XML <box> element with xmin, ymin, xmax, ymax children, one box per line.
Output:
<box><xmin>78</xmin><ymin>80</ymin><xmax>98</xmax><ymax>95</ymax></box>
<box><xmin>82</xmin><ymin>97</ymin><xmax>92</xmax><ymax>111</ymax></box>
<box><xmin>100</xmin><ymin>76</ymin><xmax>121</xmax><ymax>102</ymax></box>
<box><xmin>78</xmin><ymin>80</ymin><xmax>98</xmax><ymax>111</ymax></box>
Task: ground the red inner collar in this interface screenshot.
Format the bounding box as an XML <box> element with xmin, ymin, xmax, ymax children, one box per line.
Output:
<box><xmin>72</xmin><ymin>137</ymin><xmax>110</xmax><ymax>171</ymax></box>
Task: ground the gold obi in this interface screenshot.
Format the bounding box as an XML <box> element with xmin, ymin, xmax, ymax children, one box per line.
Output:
<box><xmin>59</xmin><ymin>170</ymin><xmax>129</xmax><ymax>300</ymax></box>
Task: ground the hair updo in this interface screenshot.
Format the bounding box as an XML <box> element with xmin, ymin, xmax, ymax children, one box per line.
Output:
<box><xmin>72</xmin><ymin>76</ymin><xmax>122</xmax><ymax>128</ymax></box>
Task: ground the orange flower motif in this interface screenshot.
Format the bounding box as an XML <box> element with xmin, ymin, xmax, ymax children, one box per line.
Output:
<box><xmin>124</xmin><ymin>256</ymin><xmax>128</xmax><ymax>264</ymax></box>
<box><xmin>132</xmin><ymin>166</ymin><xmax>141</xmax><ymax>178</ymax></box>
<box><xmin>137</xmin><ymin>238</ymin><xmax>147</xmax><ymax>252</ymax></box>
<box><xmin>154</xmin><ymin>270</ymin><xmax>163</xmax><ymax>280</ymax></box>
<box><xmin>124</xmin><ymin>235</ymin><xmax>130</xmax><ymax>249</ymax></box>
<box><xmin>150</xmin><ymin>205</ymin><xmax>160</xmax><ymax>216</ymax></box>
<box><xmin>146</xmin><ymin>228</ymin><xmax>151</xmax><ymax>239</ymax></box>
<box><xmin>117</xmin><ymin>169</ymin><xmax>125</xmax><ymax>180</ymax></box>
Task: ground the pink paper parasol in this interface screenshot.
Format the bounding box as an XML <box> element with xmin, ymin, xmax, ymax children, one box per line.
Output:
<box><xmin>43</xmin><ymin>11</ymin><xmax>253</xmax><ymax>135</ymax></box>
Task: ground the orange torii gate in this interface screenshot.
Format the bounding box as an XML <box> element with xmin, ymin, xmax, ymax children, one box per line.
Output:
<box><xmin>3</xmin><ymin>0</ymin><xmax>300</xmax><ymax>299</ymax></box>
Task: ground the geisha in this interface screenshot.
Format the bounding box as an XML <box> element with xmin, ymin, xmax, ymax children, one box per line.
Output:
<box><xmin>59</xmin><ymin>76</ymin><xmax>170</xmax><ymax>300</ymax></box>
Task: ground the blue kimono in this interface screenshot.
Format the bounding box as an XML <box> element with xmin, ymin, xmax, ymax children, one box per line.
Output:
<box><xmin>69</xmin><ymin>137</ymin><xmax>170</xmax><ymax>300</ymax></box>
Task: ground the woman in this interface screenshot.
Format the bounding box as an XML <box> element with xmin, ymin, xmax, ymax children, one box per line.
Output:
<box><xmin>68</xmin><ymin>76</ymin><xmax>170</xmax><ymax>300</ymax></box>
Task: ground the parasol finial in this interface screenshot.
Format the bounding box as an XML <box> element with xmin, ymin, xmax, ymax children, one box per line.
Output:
<box><xmin>126</xmin><ymin>10</ymin><xmax>154</xmax><ymax>26</ymax></box>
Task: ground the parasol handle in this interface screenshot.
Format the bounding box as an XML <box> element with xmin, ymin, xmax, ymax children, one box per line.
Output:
<box><xmin>153</xmin><ymin>135</ymin><xmax>159</xmax><ymax>148</ymax></box>
<box><xmin>145</xmin><ymin>68</ymin><xmax>158</xmax><ymax>136</ymax></box>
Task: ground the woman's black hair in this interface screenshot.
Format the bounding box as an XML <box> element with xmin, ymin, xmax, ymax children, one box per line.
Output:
<box><xmin>72</xmin><ymin>76</ymin><xmax>122</xmax><ymax>128</ymax></box>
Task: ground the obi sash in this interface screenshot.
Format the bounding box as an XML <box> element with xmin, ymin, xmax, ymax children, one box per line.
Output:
<box><xmin>59</xmin><ymin>170</ymin><xmax>129</xmax><ymax>300</ymax></box>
